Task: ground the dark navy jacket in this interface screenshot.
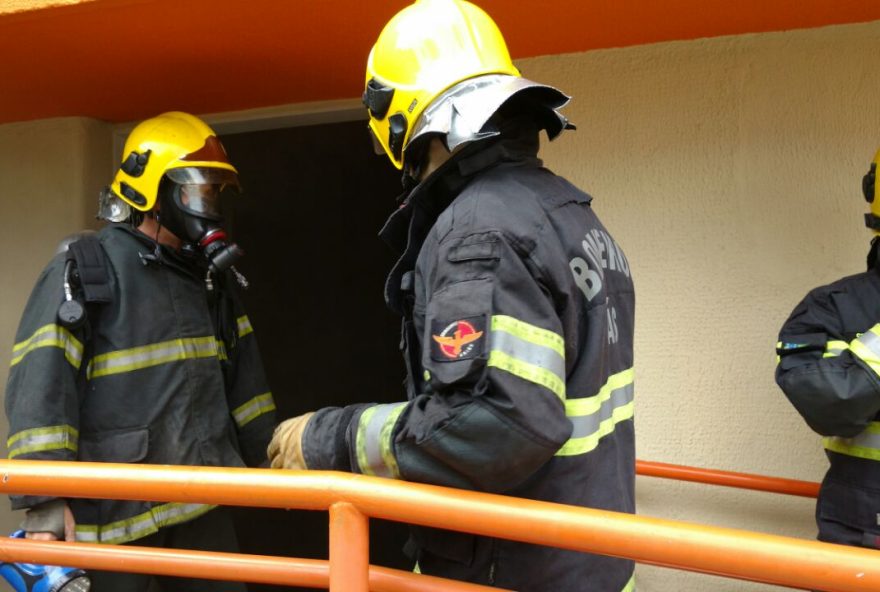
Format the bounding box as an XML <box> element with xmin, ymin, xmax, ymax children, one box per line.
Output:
<box><xmin>304</xmin><ymin>124</ymin><xmax>636</xmax><ymax>591</ymax></box>
<box><xmin>777</xmin><ymin>263</ymin><xmax>880</xmax><ymax>549</ymax></box>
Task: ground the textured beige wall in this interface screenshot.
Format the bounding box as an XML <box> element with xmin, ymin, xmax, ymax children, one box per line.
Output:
<box><xmin>521</xmin><ymin>19</ymin><xmax>880</xmax><ymax>591</ymax></box>
<box><xmin>0</xmin><ymin>117</ymin><xmax>111</xmax><ymax>534</ymax></box>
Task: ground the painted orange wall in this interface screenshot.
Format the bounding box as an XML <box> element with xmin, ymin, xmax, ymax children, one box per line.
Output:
<box><xmin>1</xmin><ymin>0</ymin><xmax>879</xmax><ymax>125</ymax></box>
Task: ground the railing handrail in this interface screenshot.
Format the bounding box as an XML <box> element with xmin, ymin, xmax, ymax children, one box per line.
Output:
<box><xmin>0</xmin><ymin>459</ymin><xmax>873</xmax><ymax>591</ymax></box>
<box><xmin>0</xmin><ymin>536</ymin><xmax>502</xmax><ymax>592</ymax></box>
<box><xmin>636</xmin><ymin>459</ymin><xmax>821</xmax><ymax>498</ymax></box>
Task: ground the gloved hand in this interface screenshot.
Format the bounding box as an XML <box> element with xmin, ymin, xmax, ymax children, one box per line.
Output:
<box><xmin>267</xmin><ymin>412</ymin><xmax>315</xmax><ymax>470</ymax></box>
<box><xmin>23</xmin><ymin>499</ymin><xmax>76</xmax><ymax>542</ymax></box>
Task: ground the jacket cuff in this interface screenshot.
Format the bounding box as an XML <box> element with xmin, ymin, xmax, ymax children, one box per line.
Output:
<box><xmin>302</xmin><ymin>405</ymin><xmax>368</xmax><ymax>471</ymax></box>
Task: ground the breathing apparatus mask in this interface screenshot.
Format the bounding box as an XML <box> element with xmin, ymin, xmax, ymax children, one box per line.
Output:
<box><xmin>155</xmin><ymin>167</ymin><xmax>244</xmax><ymax>275</ymax></box>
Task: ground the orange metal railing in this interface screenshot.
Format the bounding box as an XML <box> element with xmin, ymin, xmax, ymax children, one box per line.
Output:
<box><xmin>636</xmin><ymin>459</ymin><xmax>821</xmax><ymax>498</ymax></box>
<box><xmin>0</xmin><ymin>460</ymin><xmax>874</xmax><ymax>592</ymax></box>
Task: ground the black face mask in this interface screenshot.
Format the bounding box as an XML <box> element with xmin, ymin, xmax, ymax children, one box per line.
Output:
<box><xmin>157</xmin><ymin>179</ymin><xmax>244</xmax><ymax>274</ymax></box>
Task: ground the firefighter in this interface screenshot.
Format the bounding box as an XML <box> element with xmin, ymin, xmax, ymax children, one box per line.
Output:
<box><xmin>5</xmin><ymin>112</ymin><xmax>276</xmax><ymax>591</ymax></box>
<box><xmin>267</xmin><ymin>0</ymin><xmax>636</xmax><ymax>589</ymax></box>
<box><xmin>776</xmin><ymin>148</ymin><xmax>880</xmax><ymax>550</ymax></box>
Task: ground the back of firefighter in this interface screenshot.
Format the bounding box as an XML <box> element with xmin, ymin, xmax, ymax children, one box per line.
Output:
<box><xmin>266</xmin><ymin>1</ymin><xmax>636</xmax><ymax>590</ymax></box>
<box><xmin>5</xmin><ymin>112</ymin><xmax>276</xmax><ymax>591</ymax></box>
<box><xmin>776</xmin><ymin>147</ymin><xmax>880</xmax><ymax>549</ymax></box>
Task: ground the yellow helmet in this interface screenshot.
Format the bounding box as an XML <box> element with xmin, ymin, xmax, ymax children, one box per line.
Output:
<box><xmin>363</xmin><ymin>0</ymin><xmax>520</xmax><ymax>169</ymax></box>
<box><xmin>864</xmin><ymin>148</ymin><xmax>880</xmax><ymax>234</ymax></box>
<box><xmin>109</xmin><ymin>112</ymin><xmax>238</xmax><ymax>212</ymax></box>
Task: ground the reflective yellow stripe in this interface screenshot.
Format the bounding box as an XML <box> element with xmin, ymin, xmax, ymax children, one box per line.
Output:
<box><xmin>557</xmin><ymin>368</ymin><xmax>634</xmax><ymax>457</ymax></box>
<box><xmin>86</xmin><ymin>336</ymin><xmax>219</xmax><ymax>379</ymax></box>
<box><xmin>849</xmin><ymin>324</ymin><xmax>880</xmax><ymax>376</ymax></box>
<box><xmin>823</xmin><ymin>340</ymin><xmax>848</xmax><ymax>358</ymax></box>
<box><xmin>10</xmin><ymin>324</ymin><xmax>83</xmax><ymax>369</ymax></box>
<box><xmin>356</xmin><ymin>403</ymin><xmax>406</xmax><ymax>478</ymax></box>
<box><xmin>237</xmin><ymin>315</ymin><xmax>253</xmax><ymax>338</ymax></box>
<box><xmin>488</xmin><ymin>350</ymin><xmax>566</xmax><ymax>401</ymax></box>
<box><xmin>7</xmin><ymin>425</ymin><xmax>78</xmax><ymax>458</ymax></box>
<box><xmin>824</xmin><ymin>422</ymin><xmax>880</xmax><ymax>461</ymax></box>
<box><xmin>491</xmin><ymin>315</ymin><xmax>564</xmax><ymax>357</ymax></box>
<box><xmin>620</xmin><ymin>573</ymin><xmax>635</xmax><ymax>592</ymax></box>
<box><xmin>232</xmin><ymin>392</ymin><xmax>275</xmax><ymax>428</ymax></box>
<box><xmin>488</xmin><ymin>315</ymin><xmax>566</xmax><ymax>401</ymax></box>
<box><xmin>75</xmin><ymin>502</ymin><xmax>215</xmax><ymax>545</ymax></box>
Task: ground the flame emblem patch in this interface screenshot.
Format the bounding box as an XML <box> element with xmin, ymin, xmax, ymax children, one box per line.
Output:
<box><xmin>431</xmin><ymin>318</ymin><xmax>485</xmax><ymax>361</ymax></box>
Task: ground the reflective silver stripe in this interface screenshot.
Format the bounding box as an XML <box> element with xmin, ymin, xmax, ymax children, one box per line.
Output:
<box><xmin>488</xmin><ymin>315</ymin><xmax>566</xmax><ymax>400</ymax></box>
<box><xmin>850</xmin><ymin>326</ymin><xmax>880</xmax><ymax>375</ymax></box>
<box><xmin>237</xmin><ymin>315</ymin><xmax>253</xmax><ymax>338</ymax></box>
<box><xmin>569</xmin><ymin>382</ymin><xmax>634</xmax><ymax>439</ymax></box>
<box><xmin>356</xmin><ymin>403</ymin><xmax>406</xmax><ymax>478</ymax></box>
<box><xmin>87</xmin><ymin>336</ymin><xmax>219</xmax><ymax>379</ymax></box>
<box><xmin>490</xmin><ymin>326</ymin><xmax>565</xmax><ymax>386</ymax></box>
<box><xmin>7</xmin><ymin>425</ymin><xmax>78</xmax><ymax>458</ymax></box>
<box><xmin>10</xmin><ymin>324</ymin><xmax>83</xmax><ymax>369</ymax></box>
<box><xmin>824</xmin><ymin>422</ymin><xmax>880</xmax><ymax>461</ymax></box>
<box><xmin>557</xmin><ymin>368</ymin><xmax>634</xmax><ymax>456</ymax></box>
<box><xmin>75</xmin><ymin>503</ymin><xmax>215</xmax><ymax>545</ymax></box>
<box><xmin>232</xmin><ymin>392</ymin><xmax>275</xmax><ymax>428</ymax></box>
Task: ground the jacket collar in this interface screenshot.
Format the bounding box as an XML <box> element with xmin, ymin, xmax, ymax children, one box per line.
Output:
<box><xmin>379</xmin><ymin>120</ymin><xmax>542</xmax><ymax>314</ymax></box>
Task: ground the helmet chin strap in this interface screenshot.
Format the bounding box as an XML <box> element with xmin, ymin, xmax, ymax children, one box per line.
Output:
<box><xmin>137</xmin><ymin>210</ymin><xmax>166</xmax><ymax>265</ymax></box>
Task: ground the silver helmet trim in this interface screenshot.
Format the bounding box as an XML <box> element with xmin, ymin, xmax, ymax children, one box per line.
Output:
<box><xmin>407</xmin><ymin>74</ymin><xmax>573</xmax><ymax>155</ymax></box>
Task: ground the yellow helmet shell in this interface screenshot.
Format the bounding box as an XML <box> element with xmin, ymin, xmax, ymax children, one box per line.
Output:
<box><xmin>110</xmin><ymin>111</ymin><xmax>238</xmax><ymax>212</ymax></box>
<box><xmin>364</xmin><ymin>0</ymin><xmax>520</xmax><ymax>169</ymax></box>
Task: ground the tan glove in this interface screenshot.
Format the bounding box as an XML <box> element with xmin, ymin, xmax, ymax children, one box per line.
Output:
<box><xmin>267</xmin><ymin>412</ymin><xmax>315</xmax><ymax>470</ymax></box>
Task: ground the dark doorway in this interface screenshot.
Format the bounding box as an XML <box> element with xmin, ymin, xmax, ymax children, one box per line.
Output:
<box><xmin>220</xmin><ymin>119</ymin><xmax>410</xmax><ymax>590</ymax></box>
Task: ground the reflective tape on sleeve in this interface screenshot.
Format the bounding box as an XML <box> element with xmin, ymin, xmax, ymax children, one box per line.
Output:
<box><xmin>75</xmin><ymin>502</ymin><xmax>215</xmax><ymax>545</ymax></box>
<box><xmin>556</xmin><ymin>368</ymin><xmax>634</xmax><ymax>457</ymax></box>
<box><xmin>237</xmin><ymin>316</ymin><xmax>253</xmax><ymax>338</ymax></box>
<box><xmin>10</xmin><ymin>324</ymin><xmax>83</xmax><ymax>370</ymax></box>
<box><xmin>232</xmin><ymin>392</ymin><xmax>275</xmax><ymax>428</ymax></box>
<box><xmin>355</xmin><ymin>403</ymin><xmax>406</xmax><ymax>479</ymax></box>
<box><xmin>7</xmin><ymin>425</ymin><xmax>79</xmax><ymax>459</ymax></box>
<box><xmin>86</xmin><ymin>336</ymin><xmax>220</xmax><ymax>379</ymax></box>
<box><xmin>823</xmin><ymin>340</ymin><xmax>848</xmax><ymax>358</ymax></box>
<box><xmin>488</xmin><ymin>315</ymin><xmax>566</xmax><ymax>400</ymax></box>
<box><xmin>849</xmin><ymin>325</ymin><xmax>880</xmax><ymax>376</ymax></box>
<box><xmin>824</xmin><ymin>422</ymin><xmax>880</xmax><ymax>461</ymax></box>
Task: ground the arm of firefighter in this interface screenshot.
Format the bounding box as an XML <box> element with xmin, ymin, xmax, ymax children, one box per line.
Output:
<box><xmin>225</xmin><ymin>305</ymin><xmax>277</xmax><ymax>467</ymax></box>
<box><xmin>776</xmin><ymin>290</ymin><xmax>880</xmax><ymax>437</ymax></box>
<box><xmin>311</xmin><ymin>231</ymin><xmax>571</xmax><ymax>493</ymax></box>
<box><xmin>5</xmin><ymin>257</ymin><xmax>83</xmax><ymax>510</ymax></box>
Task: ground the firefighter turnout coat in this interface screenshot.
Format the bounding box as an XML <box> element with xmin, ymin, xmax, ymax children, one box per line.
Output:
<box><xmin>302</xmin><ymin>123</ymin><xmax>636</xmax><ymax>591</ymax></box>
<box><xmin>777</xmin><ymin>264</ymin><xmax>880</xmax><ymax>548</ymax></box>
<box><xmin>5</xmin><ymin>224</ymin><xmax>276</xmax><ymax>544</ymax></box>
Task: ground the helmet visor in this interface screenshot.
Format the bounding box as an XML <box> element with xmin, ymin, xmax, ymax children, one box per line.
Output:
<box><xmin>166</xmin><ymin>167</ymin><xmax>240</xmax><ymax>220</ymax></box>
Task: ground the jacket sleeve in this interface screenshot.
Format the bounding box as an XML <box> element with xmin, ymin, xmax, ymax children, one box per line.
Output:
<box><xmin>5</xmin><ymin>256</ymin><xmax>84</xmax><ymax>510</ymax></box>
<box><xmin>224</xmin><ymin>298</ymin><xmax>277</xmax><ymax>467</ymax></box>
<box><xmin>303</xmin><ymin>230</ymin><xmax>572</xmax><ymax>493</ymax></box>
<box><xmin>776</xmin><ymin>287</ymin><xmax>880</xmax><ymax>437</ymax></box>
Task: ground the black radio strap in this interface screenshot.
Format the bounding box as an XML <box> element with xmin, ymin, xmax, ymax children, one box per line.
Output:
<box><xmin>67</xmin><ymin>235</ymin><xmax>112</xmax><ymax>304</ymax></box>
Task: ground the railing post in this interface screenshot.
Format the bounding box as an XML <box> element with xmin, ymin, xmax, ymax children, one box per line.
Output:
<box><xmin>329</xmin><ymin>501</ymin><xmax>369</xmax><ymax>592</ymax></box>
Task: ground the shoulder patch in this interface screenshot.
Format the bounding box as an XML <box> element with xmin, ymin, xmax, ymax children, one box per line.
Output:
<box><xmin>431</xmin><ymin>316</ymin><xmax>486</xmax><ymax>362</ymax></box>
